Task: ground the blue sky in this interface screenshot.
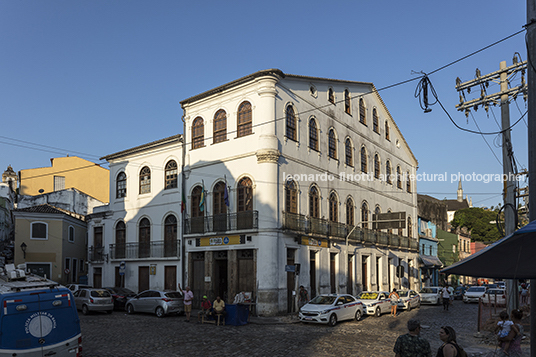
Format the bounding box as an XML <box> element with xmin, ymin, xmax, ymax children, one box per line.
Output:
<box><xmin>0</xmin><ymin>0</ymin><xmax>529</xmax><ymax>209</ymax></box>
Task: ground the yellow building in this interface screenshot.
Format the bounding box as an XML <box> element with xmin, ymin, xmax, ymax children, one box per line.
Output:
<box><xmin>19</xmin><ymin>156</ymin><xmax>109</xmax><ymax>203</ymax></box>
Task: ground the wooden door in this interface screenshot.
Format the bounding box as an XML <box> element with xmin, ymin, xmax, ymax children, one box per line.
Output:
<box><xmin>165</xmin><ymin>266</ymin><xmax>176</xmax><ymax>291</ymax></box>
<box><xmin>138</xmin><ymin>266</ymin><xmax>150</xmax><ymax>293</ymax></box>
<box><xmin>309</xmin><ymin>251</ymin><xmax>316</xmax><ymax>299</ymax></box>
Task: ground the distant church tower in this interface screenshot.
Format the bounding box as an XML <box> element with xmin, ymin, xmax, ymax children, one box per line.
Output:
<box><xmin>457</xmin><ymin>179</ymin><xmax>463</xmax><ymax>202</ymax></box>
<box><xmin>2</xmin><ymin>165</ymin><xmax>18</xmax><ymax>191</ymax></box>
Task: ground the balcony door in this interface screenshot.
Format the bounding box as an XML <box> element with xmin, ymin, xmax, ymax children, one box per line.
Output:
<box><xmin>213</xmin><ymin>181</ymin><xmax>227</xmax><ymax>232</ymax></box>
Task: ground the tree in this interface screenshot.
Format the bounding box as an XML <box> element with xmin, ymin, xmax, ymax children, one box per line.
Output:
<box><xmin>451</xmin><ymin>207</ymin><xmax>502</xmax><ymax>243</ymax></box>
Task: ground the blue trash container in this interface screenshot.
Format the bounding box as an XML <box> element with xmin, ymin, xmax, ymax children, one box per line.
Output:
<box><xmin>225</xmin><ymin>304</ymin><xmax>249</xmax><ymax>325</ymax></box>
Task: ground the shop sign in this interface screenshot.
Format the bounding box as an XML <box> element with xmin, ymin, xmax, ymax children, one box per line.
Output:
<box><xmin>197</xmin><ymin>235</ymin><xmax>244</xmax><ymax>247</ymax></box>
<box><xmin>300</xmin><ymin>237</ymin><xmax>328</xmax><ymax>248</ymax></box>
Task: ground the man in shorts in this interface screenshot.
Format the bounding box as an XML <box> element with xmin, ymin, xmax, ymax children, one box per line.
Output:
<box><xmin>178</xmin><ymin>283</ymin><xmax>194</xmax><ymax>322</ymax></box>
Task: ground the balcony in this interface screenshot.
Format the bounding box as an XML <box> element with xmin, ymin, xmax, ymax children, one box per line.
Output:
<box><xmin>184</xmin><ymin>211</ymin><xmax>258</xmax><ymax>235</ymax></box>
<box><xmin>109</xmin><ymin>240</ymin><xmax>180</xmax><ymax>260</ymax></box>
<box><xmin>89</xmin><ymin>246</ymin><xmax>105</xmax><ymax>263</ymax></box>
<box><xmin>282</xmin><ymin>211</ymin><xmax>418</xmax><ymax>252</ymax></box>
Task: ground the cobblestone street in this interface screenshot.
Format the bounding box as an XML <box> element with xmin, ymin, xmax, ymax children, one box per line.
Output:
<box><xmin>80</xmin><ymin>300</ymin><xmax>530</xmax><ymax>357</ymax></box>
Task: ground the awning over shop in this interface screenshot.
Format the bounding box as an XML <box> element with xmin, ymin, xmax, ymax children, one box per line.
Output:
<box><xmin>419</xmin><ymin>255</ymin><xmax>443</xmax><ymax>268</ymax></box>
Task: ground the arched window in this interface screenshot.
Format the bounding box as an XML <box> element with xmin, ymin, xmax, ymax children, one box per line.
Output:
<box><xmin>31</xmin><ymin>222</ymin><xmax>47</xmax><ymax>239</ymax></box>
<box><xmin>374</xmin><ymin>154</ymin><xmax>380</xmax><ymax>179</ymax></box>
<box><xmin>213</xmin><ymin>181</ymin><xmax>227</xmax><ymax>231</ymax></box>
<box><xmin>328</xmin><ymin>88</ymin><xmax>335</xmax><ymax>104</ymax></box>
<box><xmin>191</xmin><ymin>186</ymin><xmax>204</xmax><ymax>233</ymax></box>
<box><xmin>139</xmin><ymin>218</ymin><xmax>150</xmax><ymax>258</ymax></box>
<box><xmin>192</xmin><ymin>117</ymin><xmax>204</xmax><ymax>149</ymax></box>
<box><xmin>361</xmin><ymin>147</ymin><xmax>367</xmax><ymax>173</ymax></box>
<box><xmin>213</xmin><ymin>109</ymin><xmax>227</xmax><ymax>144</ymax></box>
<box><xmin>374</xmin><ymin>206</ymin><xmax>381</xmax><ymax>231</ymax></box>
<box><xmin>139</xmin><ymin>166</ymin><xmax>151</xmax><ymax>194</ymax></box>
<box><xmin>237</xmin><ymin>101</ymin><xmax>252</xmax><ymax>137</ymax></box>
<box><xmin>329</xmin><ymin>192</ymin><xmax>338</xmax><ymax>222</ymax></box>
<box><xmin>373</xmin><ymin>108</ymin><xmax>379</xmax><ymax>133</ymax></box>
<box><xmin>407</xmin><ymin>216</ymin><xmax>413</xmax><ymax>238</ymax></box>
<box><xmin>397</xmin><ymin>166</ymin><xmax>402</xmax><ymax>189</ymax></box>
<box><xmin>165</xmin><ymin>160</ymin><xmax>178</xmax><ymax>189</ymax></box>
<box><xmin>345</xmin><ymin>138</ymin><xmax>353</xmax><ymax>167</ymax></box>
<box><xmin>385</xmin><ymin>121</ymin><xmax>390</xmax><ymax>140</ymax></box>
<box><xmin>361</xmin><ymin>202</ymin><xmax>369</xmax><ymax>229</ymax></box>
<box><xmin>116</xmin><ymin>172</ymin><xmax>127</xmax><ymax>198</ymax></box>
<box><xmin>115</xmin><ymin>221</ymin><xmax>126</xmax><ymax>259</ymax></box>
<box><xmin>309</xmin><ymin>119</ymin><xmax>318</xmax><ymax>151</ymax></box>
<box><xmin>346</xmin><ymin>197</ymin><xmax>354</xmax><ymax>226</ymax></box>
<box><xmin>359</xmin><ymin>98</ymin><xmax>366</xmax><ymax>125</ymax></box>
<box><xmin>406</xmin><ymin>171</ymin><xmax>412</xmax><ymax>193</ymax></box>
<box><xmin>237</xmin><ymin>177</ymin><xmax>253</xmax><ymax>212</ymax></box>
<box><xmin>328</xmin><ymin>129</ymin><xmax>337</xmax><ymax>159</ymax></box>
<box><xmin>386</xmin><ymin>160</ymin><xmax>392</xmax><ymax>184</ymax></box>
<box><xmin>286</xmin><ymin>105</ymin><xmax>297</xmax><ymax>141</ymax></box>
<box><xmin>285</xmin><ymin>179</ymin><xmax>298</xmax><ymax>214</ymax></box>
<box><xmin>309</xmin><ymin>185</ymin><xmax>320</xmax><ymax>218</ymax></box>
<box><xmin>164</xmin><ymin>215</ymin><xmax>178</xmax><ymax>257</ymax></box>
<box><xmin>344</xmin><ymin>90</ymin><xmax>351</xmax><ymax>114</ymax></box>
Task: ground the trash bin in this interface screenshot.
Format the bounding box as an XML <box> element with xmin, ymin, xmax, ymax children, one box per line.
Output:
<box><xmin>225</xmin><ymin>304</ymin><xmax>249</xmax><ymax>326</ymax></box>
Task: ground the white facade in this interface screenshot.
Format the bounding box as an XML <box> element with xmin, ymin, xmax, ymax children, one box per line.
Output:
<box><xmin>87</xmin><ymin>135</ymin><xmax>182</xmax><ymax>292</ymax></box>
<box><xmin>181</xmin><ymin>70</ymin><xmax>420</xmax><ymax>316</ymax></box>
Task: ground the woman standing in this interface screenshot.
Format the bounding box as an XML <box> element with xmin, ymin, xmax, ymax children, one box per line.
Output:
<box><xmin>388</xmin><ymin>288</ymin><xmax>400</xmax><ymax>317</ymax></box>
<box><xmin>498</xmin><ymin>309</ymin><xmax>524</xmax><ymax>357</ymax></box>
<box><xmin>436</xmin><ymin>326</ymin><xmax>459</xmax><ymax>357</ymax></box>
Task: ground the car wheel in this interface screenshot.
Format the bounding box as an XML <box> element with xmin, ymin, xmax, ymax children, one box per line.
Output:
<box><xmin>375</xmin><ymin>307</ymin><xmax>381</xmax><ymax>317</ymax></box>
<box><xmin>328</xmin><ymin>313</ymin><xmax>337</xmax><ymax>327</ymax></box>
<box><xmin>407</xmin><ymin>303</ymin><xmax>411</xmax><ymax>312</ymax></box>
<box><xmin>355</xmin><ymin>310</ymin><xmax>362</xmax><ymax>321</ymax></box>
<box><xmin>82</xmin><ymin>305</ymin><xmax>89</xmax><ymax>315</ymax></box>
<box><xmin>155</xmin><ymin>306</ymin><xmax>165</xmax><ymax>318</ymax></box>
<box><xmin>127</xmin><ymin>304</ymin><xmax>135</xmax><ymax>314</ymax></box>
<box><xmin>416</xmin><ymin>300</ymin><xmax>421</xmax><ymax>308</ymax></box>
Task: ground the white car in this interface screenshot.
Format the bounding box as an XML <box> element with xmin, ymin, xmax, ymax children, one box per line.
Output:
<box><xmin>463</xmin><ymin>286</ymin><xmax>487</xmax><ymax>303</ymax></box>
<box><xmin>299</xmin><ymin>294</ymin><xmax>364</xmax><ymax>327</ymax></box>
<box><xmin>482</xmin><ymin>288</ymin><xmax>506</xmax><ymax>306</ymax></box>
<box><xmin>397</xmin><ymin>290</ymin><xmax>421</xmax><ymax>311</ymax></box>
<box><xmin>357</xmin><ymin>291</ymin><xmax>391</xmax><ymax>317</ymax></box>
<box><xmin>419</xmin><ymin>287</ymin><xmax>443</xmax><ymax>305</ymax></box>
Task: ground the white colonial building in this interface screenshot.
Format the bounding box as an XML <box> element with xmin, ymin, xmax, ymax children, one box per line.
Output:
<box><xmin>180</xmin><ymin>69</ymin><xmax>419</xmax><ymax>316</ymax></box>
<box><xmin>87</xmin><ymin>135</ymin><xmax>183</xmax><ymax>292</ymax></box>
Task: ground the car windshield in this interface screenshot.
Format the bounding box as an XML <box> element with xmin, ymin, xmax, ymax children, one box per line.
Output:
<box><xmin>420</xmin><ymin>288</ymin><xmax>438</xmax><ymax>294</ymax></box>
<box><xmin>165</xmin><ymin>292</ymin><xmax>182</xmax><ymax>299</ymax></box>
<box><xmin>397</xmin><ymin>291</ymin><xmax>409</xmax><ymax>297</ymax></box>
<box><xmin>467</xmin><ymin>287</ymin><xmax>486</xmax><ymax>292</ymax></box>
<box><xmin>487</xmin><ymin>289</ymin><xmax>504</xmax><ymax>294</ymax></box>
<box><xmin>309</xmin><ymin>296</ymin><xmax>336</xmax><ymax>305</ymax></box>
<box><xmin>114</xmin><ymin>287</ymin><xmax>135</xmax><ymax>295</ymax></box>
<box><xmin>357</xmin><ymin>292</ymin><xmax>379</xmax><ymax>300</ymax></box>
<box><xmin>90</xmin><ymin>290</ymin><xmax>111</xmax><ymax>297</ymax></box>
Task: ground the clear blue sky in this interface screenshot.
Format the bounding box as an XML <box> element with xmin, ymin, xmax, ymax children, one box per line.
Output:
<box><xmin>0</xmin><ymin>0</ymin><xmax>529</xmax><ymax>209</ymax></box>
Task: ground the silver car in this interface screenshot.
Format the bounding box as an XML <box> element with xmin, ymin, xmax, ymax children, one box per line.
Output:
<box><xmin>126</xmin><ymin>290</ymin><xmax>183</xmax><ymax>317</ymax></box>
<box><xmin>73</xmin><ymin>288</ymin><xmax>114</xmax><ymax>315</ymax></box>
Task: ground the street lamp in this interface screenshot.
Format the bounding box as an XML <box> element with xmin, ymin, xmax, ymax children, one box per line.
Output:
<box><xmin>20</xmin><ymin>242</ymin><xmax>27</xmax><ymax>259</ymax></box>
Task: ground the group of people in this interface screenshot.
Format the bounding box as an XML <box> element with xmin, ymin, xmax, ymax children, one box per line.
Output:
<box><xmin>393</xmin><ymin>308</ymin><xmax>524</xmax><ymax>357</ymax></box>
<box><xmin>177</xmin><ymin>283</ymin><xmax>226</xmax><ymax>323</ymax></box>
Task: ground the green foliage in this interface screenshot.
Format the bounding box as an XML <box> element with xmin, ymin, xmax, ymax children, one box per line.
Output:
<box><xmin>451</xmin><ymin>207</ymin><xmax>502</xmax><ymax>243</ymax></box>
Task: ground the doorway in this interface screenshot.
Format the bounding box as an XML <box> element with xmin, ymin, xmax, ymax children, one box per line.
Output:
<box><xmin>164</xmin><ymin>266</ymin><xmax>176</xmax><ymax>291</ymax></box>
<box><xmin>287</xmin><ymin>249</ymin><xmax>296</xmax><ymax>313</ymax></box>
<box><xmin>214</xmin><ymin>251</ymin><xmax>228</xmax><ymax>302</ymax></box>
<box><xmin>138</xmin><ymin>266</ymin><xmax>149</xmax><ymax>293</ymax></box>
<box><xmin>309</xmin><ymin>251</ymin><xmax>317</xmax><ymax>299</ymax></box>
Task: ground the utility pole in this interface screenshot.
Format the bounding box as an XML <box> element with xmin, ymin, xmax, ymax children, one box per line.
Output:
<box><xmin>527</xmin><ymin>1</ymin><xmax>536</xmax><ymax>356</ymax></box>
<box><xmin>455</xmin><ymin>59</ymin><xmax>527</xmax><ymax>315</ymax></box>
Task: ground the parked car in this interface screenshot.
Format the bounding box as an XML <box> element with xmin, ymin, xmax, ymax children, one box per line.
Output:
<box><xmin>463</xmin><ymin>286</ymin><xmax>487</xmax><ymax>303</ymax></box>
<box><xmin>66</xmin><ymin>284</ymin><xmax>92</xmax><ymax>293</ymax></box>
<box><xmin>453</xmin><ymin>286</ymin><xmax>467</xmax><ymax>300</ymax></box>
<box><xmin>483</xmin><ymin>288</ymin><xmax>506</xmax><ymax>306</ymax></box>
<box><xmin>126</xmin><ymin>290</ymin><xmax>183</xmax><ymax>317</ymax></box>
<box><xmin>298</xmin><ymin>294</ymin><xmax>363</xmax><ymax>326</ymax></box>
<box><xmin>104</xmin><ymin>287</ymin><xmax>137</xmax><ymax>310</ymax></box>
<box><xmin>73</xmin><ymin>288</ymin><xmax>114</xmax><ymax>315</ymax></box>
<box><xmin>397</xmin><ymin>290</ymin><xmax>421</xmax><ymax>311</ymax></box>
<box><xmin>357</xmin><ymin>291</ymin><xmax>391</xmax><ymax>317</ymax></box>
<box><xmin>419</xmin><ymin>287</ymin><xmax>443</xmax><ymax>305</ymax></box>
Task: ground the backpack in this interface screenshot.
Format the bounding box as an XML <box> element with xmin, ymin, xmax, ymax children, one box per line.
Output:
<box><xmin>454</xmin><ymin>343</ymin><xmax>468</xmax><ymax>357</ymax></box>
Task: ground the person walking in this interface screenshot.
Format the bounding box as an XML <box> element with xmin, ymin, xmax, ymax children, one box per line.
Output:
<box><xmin>178</xmin><ymin>283</ymin><xmax>194</xmax><ymax>322</ymax></box>
<box><xmin>436</xmin><ymin>326</ymin><xmax>462</xmax><ymax>357</ymax></box>
<box><xmin>393</xmin><ymin>319</ymin><xmax>431</xmax><ymax>357</ymax></box>
<box><xmin>298</xmin><ymin>285</ymin><xmax>309</xmax><ymax>310</ymax></box>
<box><xmin>441</xmin><ymin>285</ymin><xmax>450</xmax><ymax>311</ymax></box>
<box><xmin>388</xmin><ymin>288</ymin><xmax>400</xmax><ymax>317</ymax></box>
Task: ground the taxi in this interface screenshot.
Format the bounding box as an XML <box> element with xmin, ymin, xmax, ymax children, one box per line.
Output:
<box><xmin>299</xmin><ymin>294</ymin><xmax>364</xmax><ymax>327</ymax></box>
<box><xmin>356</xmin><ymin>291</ymin><xmax>391</xmax><ymax>317</ymax></box>
<box><xmin>396</xmin><ymin>289</ymin><xmax>421</xmax><ymax>311</ymax></box>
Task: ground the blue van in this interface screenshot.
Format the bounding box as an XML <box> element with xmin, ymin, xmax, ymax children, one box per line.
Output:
<box><xmin>0</xmin><ymin>265</ymin><xmax>82</xmax><ymax>357</ymax></box>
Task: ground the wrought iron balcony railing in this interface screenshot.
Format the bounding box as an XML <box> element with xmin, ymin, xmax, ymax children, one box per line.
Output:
<box><xmin>282</xmin><ymin>211</ymin><xmax>418</xmax><ymax>251</ymax></box>
<box><xmin>184</xmin><ymin>211</ymin><xmax>258</xmax><ymax>235</ymax></box>
<box><xmin>109</xmin><ymin>240</ymin><xmax>180</xmax><ymax>260</ymax></box>
<box><xmin>88</xmin><ymin>246</ymin><xmax>105</xmax><ymax>262</ymax></box>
